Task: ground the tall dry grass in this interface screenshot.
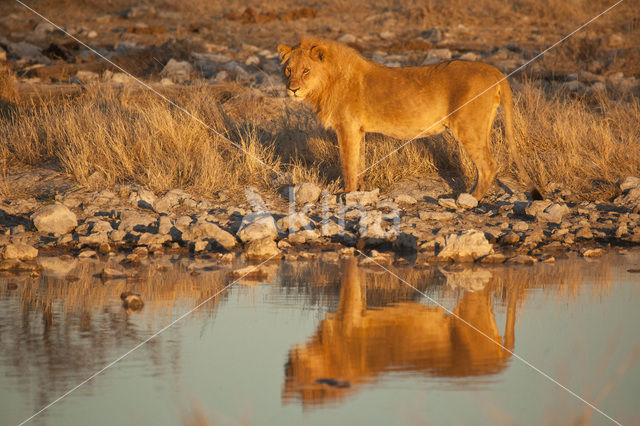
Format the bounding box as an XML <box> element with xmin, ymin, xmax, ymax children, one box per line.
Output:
<box><xmin>1</xmin><ymin>75</ymin><xmax>638</xmax><ymax>199</ymax></box>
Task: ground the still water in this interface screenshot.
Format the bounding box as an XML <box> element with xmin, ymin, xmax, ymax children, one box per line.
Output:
<box><xmin>1</xmin><ymin>251</ymin><xmax>639</xmax><ymax>425</ymax></box>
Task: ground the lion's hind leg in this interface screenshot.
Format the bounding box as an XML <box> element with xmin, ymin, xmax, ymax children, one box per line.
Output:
<box><xmin>449</xmin><ymin>113</ymin><xmax>498</xmax><ymax>201</ymax></box>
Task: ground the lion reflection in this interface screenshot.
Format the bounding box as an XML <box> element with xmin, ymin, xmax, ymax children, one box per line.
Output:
<box><xmin>283</xmin><ymin>258</ymin><xmax>518</xmax><ymax>406</ymax></box>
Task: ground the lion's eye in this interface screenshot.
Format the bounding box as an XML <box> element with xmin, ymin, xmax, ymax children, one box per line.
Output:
<box><xmin>302</xmin><ymin>68</ymin><xmax>310</xmax><ymax>75</ymax></box>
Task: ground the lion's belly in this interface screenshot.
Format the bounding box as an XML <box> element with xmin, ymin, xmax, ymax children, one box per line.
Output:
<box><xmin>364</xmin><ymin>108</ymin><xmax>448</xmax><ymax>140</ymax></box>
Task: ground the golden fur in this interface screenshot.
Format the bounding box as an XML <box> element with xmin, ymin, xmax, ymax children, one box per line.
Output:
<box><xmin>278</xmin><ymin>37</ymin><xmax>541</xmax><ymax>200</ymax></box>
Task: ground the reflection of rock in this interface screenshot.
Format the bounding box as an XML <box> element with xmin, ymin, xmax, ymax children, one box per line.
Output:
<box><xmin>121</xmin><ymin>291</ymin><xmax>144</xmax><ymax>312</ymax></box>
<box><xmin>439</xmin><ymin>266</ymin><xmax>492</xmax><ymax>292</ymax></box>
<box><xmin>38</xmin><ymin>256</ymin><xmax>78</xmax><ymax>277</ymax></box>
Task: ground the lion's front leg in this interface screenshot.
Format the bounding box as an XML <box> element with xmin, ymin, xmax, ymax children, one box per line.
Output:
<box><xmin>336</xmin><ymin>124</ymin><xmax>364</xmax><ymax>192</ymax></box>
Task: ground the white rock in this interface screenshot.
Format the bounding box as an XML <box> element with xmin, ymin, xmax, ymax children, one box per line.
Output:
<box><xmin>237</xmin><ymin>213</ymin><xmax>278</xmax><ymax>242</ymax></box>
<box><xmin>277</xmin><ymin>212</ymin><xmax>312</xmax><ymax>233</ymax></box>
<box><xmin>620</xmin><ymin>177</ymin><xmax>640</xmax><ymax>192</ymax></box>
<box><xmin>344</xmin><ymin>189</ymin><xmax>379</xmax><ymax>206</ymax></box>
<box><xmin>456</xmin><ymin>193</ymin><xmax>478</xmax><ymax>209</ymax></box>
<box><xmin>338</xmin><ymin>34</ymin><xmax>357</xmax><ymax>43</ymax></box>
<box><xmin>437</xmin><ymin>230</ymin><xmax>493</xmax><ymax>262</ymax></box>
<box><xmin>160</xmin><ymin>59</ymin><xmax>193</xmax><ymax>82</ymax></box>
<box><xmin>32</xmin><ymin>203</ymin><xmax>77</xmax><ymax>235</ymax></box>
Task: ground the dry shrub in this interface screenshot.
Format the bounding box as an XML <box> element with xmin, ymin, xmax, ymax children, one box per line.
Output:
<box><xmin>501</xmin><ymin>83</ymin><xmax>640</xmax><ymax>199</ymax></box>
<box><xmin>0</xmin><ymin>84</ymin><xmax>282</xmax><ymax>196</ymax></box>
<box><xmin>1</xmin><ymin>79</ymin><xmax>638</xmax><ymax>200</ymax></box>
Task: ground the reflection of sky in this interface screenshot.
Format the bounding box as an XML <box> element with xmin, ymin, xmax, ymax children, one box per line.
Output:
<box><xmin>1</xmin><ymin>255</ymin><xmax>639</xmax><ymax>426</ymax></box>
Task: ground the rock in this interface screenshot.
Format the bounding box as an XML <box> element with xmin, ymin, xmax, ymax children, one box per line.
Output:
<box><xmin>118</xmin><ymin>212</ymin><xmax>156</xmax><ymax>233</ymax></box>
<box><xmin>512</xmin><ymin>221</ymin><xmax>529</xmax><ymax>232</ymax></box>
<box><xmin>244</xmin><ymin>237</ymin><xmax>281</xmax><ymax>259</ymax></box>
<box><xmin>277</xmin><ymin>212</ymin><xmax>313</xmax><ymax>233</ymax></box>
<box><xmin>1</xmin><ymin>243</ymin><xmax>38</xmax><ymax>260</ymax></box>
<box><xmin>77</xmin><ymin>249</ymin><xmax>97</xmax><ymax>258</ymax></box>
<box><xmin>620</xmin><ymin>177</ymin><xmax>640</xmax><ymax>192</ymax></box>
<box><xmin>109</xmin><ymin>230</ymin><xmax>126</xmax><ymax>242</ymax></box>
<box><xmin>458</xmin><ymin>52</ymin><xmax>479</xmax><ymax>61</ymax></box>
<box><xmin>480</xmin><ymin>253</ymin><xmax>506</xmax><ymax>263</ymax></box>
<box><xmin>564</xmin><ymin>80</ymin><xmax>585</xmax><ymax>93</ymax></box>
<box><xmin>428</xmin><ymin>48</ymin><xmax>452</xmax><ymax>60</ymax></box>
<box><xmin>456</xmin><ymin>193</ymin><xmax>478</xmax><ymax>209</ymax></box>
<box><xmin>501</xmin><ymin>232</ymin><xmax>520</xmax><ymax>244</ymax></box>
<box><xmin>101</xmin><ymin>267</ymin><xmax>127</xmax><ymax>279</ymax></box>
<box><xmin>158</xmin><ymin>216</ymin><xmax>172</xmax><ymax>234</ymax></box>
<box><xmin>79</xmin><ymin>232</ymin><xmax>109</xmax><ymax>246</ymax></box>
<box><xmin>154</xmin><ymin>189</ymin><xmax>193</xmax><ymax>212</ymax></box>
<box><xmin>160</xmin><ymin>59</ymin><xmax>193</xmax><ymax>82</ymax></box>
<box><xmin>291</xmin><ymin>182</ymin><xmax>322</xmax><ymax>204</ymax></box>
<box><xmin>437</xmin><ymin>230</ymin><xmax>493</xmax><ymax>262</ymax></box>
<box><xmin>380</xmin><ymin>31</ymin><xmax>395</xmax><ymax>40</ymax></box>
<box><xmin>287</xmin><ymin>229</ymin><xmax>320</xmax><ymax>244</ymax></box>
<box><xmin>576</xmin><ymin>227</ymin><xmax>593</xmax><ymax>239</ymax></box>
<box><xmin>525</xmin><ymin>200</ymin><xmax>552</xmax><ymax>217</ymax></box>
<box><xmin>338</xmin><ymin>34</ymin><xmax>357</xmax><ymax>43</ymax></box>
<box><xmin>344</xmin><ymin>189</ymin><xmax>379</xmax><ymax>206</ymax></box>
<box><xmin>536</xmin><ymin>203</ymin><xmax>569</xmax><ymax>223</ymax></box>
<box><xmin>505</xmin><ymin>255</ymin><xmax>537</xmax><ymax>264</ymax></box>
<box><xmin>419</xmin><ymin>211</ymin><xmax>455</xmax><ymax>221</ymax></box>
<box><xmin>438</xmin><ymin>198</ymin><xmax>458</xmax><ymax>209</ymax></box>
<box><xmin>121</xmin><ymin>291</ymin><xmax>144</xmax><ymax>312</ymax></box>
<box><xmin>137</xmin><ymin>233</ymin><xmax>172</xmax><ymax>246</ymax></box>
<box><xmin>237</xmin><ymin>213</ymin><xmax>278</xmax><ymax>242</ymax></box>
<box><xmin>422</xmin><ymin>27</ymin><xmax>443</xmax><ymax>43</ymax></box>
<box><xmin>90</xmin><ymin>220</ymin><xmax>113</xmax><ymax>233</ymax></box>
<box><xmin>181</xmin><ymin>221</ymin><xmax>237</xmax><ymax>250</ymax></box>
<box><xmin>581</xmin><ymin>248</ymin><xmax>605</xmax><ymax>257</ymax></box>
<box><xmin>7</xmin><ymin>41</ymin><xmax>45</xmax><ymax>61</ymax></box>
<box><xmin>393</xmin><ymin>194</ymin><xmax>417</xmax><ymax>205</ymax></box>
<box><xmin>32</xmin><ymin>203</ymin><xmax>77</xmax><ymax>235</ymax></box>
<box><xmin>129</xmin><ymin>188</ymin><xmax>156</xmax><ymax>210</ymax></box>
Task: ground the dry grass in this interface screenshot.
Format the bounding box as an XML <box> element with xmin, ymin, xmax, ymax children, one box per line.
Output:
<box><xmin>1</xmin><ymin>74</ymin><xmax>638</xmax><ymax>200</ymax></box>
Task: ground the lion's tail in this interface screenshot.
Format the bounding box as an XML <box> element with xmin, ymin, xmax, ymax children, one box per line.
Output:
<box><xmin>499</xmin><ymin>79</ymin><xmax>543</xmax><ymax>200</ymax></box>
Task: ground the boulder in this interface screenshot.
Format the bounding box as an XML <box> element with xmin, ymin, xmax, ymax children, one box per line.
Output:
<box><xmin>118</xmin><ymin>212</ymin><xmax>156</xmax><ymax>233</ymax></box>
<box><xmin>31</xmin><ymin>203</ymin><xmax>77</xmax><ymax>235</ymax></box>
<box><xmin>456</xmin><ymin>193</ymin><xmax>478</xmax><ymax>209</ymax></box>
<box><xmin>277</xmin><ymin>212</ymin><xmax>313</xmax><ymax>233</ymax></box>
<box><xmin>343</xmin><ymin>189</ymin><xmax>379</xmax><ymax>206</ymax></box>
<box><xmin>536</xmin><ymin>203</ymin><xmax>570</xmax><ymax>223</ymax></box>
<box><xmin>1</xmin><ymin>243</ymin><xmax>38</xmax><ymax>260</ymax></box>
<box><xmin>181</xmin><ymin>221</ymin><xmax>237</xmax><ymax>250</ymax></box>
<box><xmin>292</xmin><ymin>182</ymin><xmax>322</xmax><ymax>204</ymax></box>
<box><xmin>237</xmin><ymin>213</ymin><xmax>278</xmax><ymax>242</ymax></box>
<box><xmin>437</xmin><ymin>230</ymin><xmax>493</xmax><ymax>262</ymax></box>
<box><xmin>160</xmin><ymin>59</ymin><xmax>193</xmax><ymax>82</ymax></box>
<box><xmin>245</xmin><ymin>237</ymin><xmax>281</xmax><ymax>260</ymax></box>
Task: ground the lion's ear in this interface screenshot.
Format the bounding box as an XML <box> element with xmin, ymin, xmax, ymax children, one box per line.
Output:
<box><xmin>310</xmin><ymin>45</ymin><xmax>326</xmax><ymax>61</ymax></box>
<box><xmin>277</xmin><ymin>44</ymin><xmax>292</xmax><ymax>62</ymax></box>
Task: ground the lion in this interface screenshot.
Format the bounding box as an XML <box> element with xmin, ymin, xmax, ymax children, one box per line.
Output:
<box><xmin>278</xmin><ymin>37</ymin><xmax>542</xmax><ymax>200</ymax></box>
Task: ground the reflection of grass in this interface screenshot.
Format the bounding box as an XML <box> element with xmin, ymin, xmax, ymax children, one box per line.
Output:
<box><xmin>7</xmin><ymin>258</ymin><xmax>231</xmax><ymax>317</ymax></box>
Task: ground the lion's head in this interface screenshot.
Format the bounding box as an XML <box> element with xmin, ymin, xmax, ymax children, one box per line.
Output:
<box><xmin>277</xmin><ymin>40</ymin><xmax>329</xmax><ymax>100</ymax></box>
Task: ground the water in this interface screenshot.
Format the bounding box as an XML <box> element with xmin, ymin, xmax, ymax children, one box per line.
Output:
<box><xmin>1</xmin><ymin>251</ymin><xmax>639</xmax><ymax>425</ymax></box>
